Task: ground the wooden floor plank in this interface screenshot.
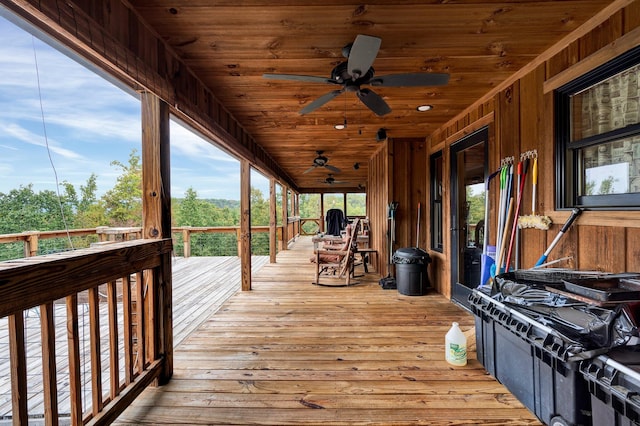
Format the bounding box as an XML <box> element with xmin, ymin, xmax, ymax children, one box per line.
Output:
<box><xmin>114</xmin><ymin>237</ymin><xmax>542</xmax><ymax>425</ymax></box>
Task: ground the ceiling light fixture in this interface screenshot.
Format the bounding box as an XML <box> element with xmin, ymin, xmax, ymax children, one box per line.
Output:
<box><xmin>334</xmin><ymin>120</ymin><xmax>346</xmax><ymax>130</ymax></box>
<box><xmin>417</xmin><ymin>104</ymin><xmax>433</xmax><ymax>112</ymax></box>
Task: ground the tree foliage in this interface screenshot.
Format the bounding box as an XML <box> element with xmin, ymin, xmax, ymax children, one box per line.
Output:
<box><xmin>0</xmin><ymin>148</ymin><xmax>367</xmax><ymax>260</ymax></box>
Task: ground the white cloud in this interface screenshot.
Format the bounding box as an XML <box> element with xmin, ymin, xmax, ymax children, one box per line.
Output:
<box><xmin>3</xmin><ymin>122</ymin><xmax>83</xmax><ymax>159</ymax></box>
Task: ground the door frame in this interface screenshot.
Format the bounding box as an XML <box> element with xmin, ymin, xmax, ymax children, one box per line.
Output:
<box><xmin>449</xmin><ymin>127</ymin><xmax>489</xmax><ymax>310</ymax></box>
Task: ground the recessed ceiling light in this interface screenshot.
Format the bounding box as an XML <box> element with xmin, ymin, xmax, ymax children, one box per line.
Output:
<box><xmin>417</xmin><ymin>104</ymin><xmax>433</xmax><ymax>112</ymax></box>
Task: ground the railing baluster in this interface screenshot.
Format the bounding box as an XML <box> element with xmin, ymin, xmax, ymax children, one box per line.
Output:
<box><xmin>145</xmin><ymin>270</ymin><xmax>157</xmax><ymax>368</ymax></box>
<box><xmin>40</xmin><ymin>302</ymin><xmax>59</xmax><ymax>426</ymax></box>
<box><xmin>66</xmin><ymin>295</ymin><xmax>83</xmax><ymax>425</ymax></box>
<box><xmin>107</xmin><ymin>281</ymin><xmax>120</xmax><ymax>399</ymax></box>
<box><xmin>88</xmin><ymin>287</ymin><xmax>103</xmax><ymax>415</ymax></box>
<box><xmin>9</xmin><ymin>311</ymin><xmax>28</xmax><ymax>424</ymax></box>
<box><xmin>135</xmin><ymin>272</ymin><xmax>146</xmax><ymax>373</ymax></box>
<box><xmin>121</xmin><ymin>275</ymin><xmax>134</xmax><ymax>384</ymax></box>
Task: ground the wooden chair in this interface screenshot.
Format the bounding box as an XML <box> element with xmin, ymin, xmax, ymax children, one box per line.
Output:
<box><xmin>311</xmin><ymin>219</ymin><xmax>360</xmax><ymax>286</ymax></box>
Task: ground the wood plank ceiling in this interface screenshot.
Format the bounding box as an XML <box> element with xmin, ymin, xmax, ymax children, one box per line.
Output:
<box><xmin>128</xmin><ymin>0</ymin><xmax>613</xmax><ymax>192</ymax></box>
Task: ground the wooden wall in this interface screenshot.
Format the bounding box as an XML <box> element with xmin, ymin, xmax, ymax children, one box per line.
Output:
<box><xmin>367</xmin><ymin>143</ymin><xmax>390</xmax><ymax>276</ymax></box>
<box><xmin>419</xmin><ymin>1</ymin><xmax>640</xmax><ymax>296</ymax></box>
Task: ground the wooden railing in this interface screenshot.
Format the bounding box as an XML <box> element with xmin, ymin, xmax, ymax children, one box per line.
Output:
<box><xmin>0</xmin><ymin>220</ymin><xmax>304</xmax><ymax>261</ymax></box>
<box><xmin>0</xmin><ymin>239</ymin><xmax>173</xmax><ymax>425</ymax></box>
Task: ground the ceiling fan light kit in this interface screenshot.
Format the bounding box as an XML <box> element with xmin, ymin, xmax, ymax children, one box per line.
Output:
<box><xmin>417</xmin><ymin>104</ymin><xmax>433</xmax><ymax>111</ymax></box>
<box><xmin>263</xmin><ymin>34</ymin><xmax>449</xmax><ymax>117</ymax></box>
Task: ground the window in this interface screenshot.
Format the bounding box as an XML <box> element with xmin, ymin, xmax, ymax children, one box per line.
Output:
<box><xmin>556</xmin><ymin>46</ymin><xmax>640</xmax><ymax>209</ymax></box>
<box><xmin>430</xmin><ymin>151</ymin><xmax>443</xmax><ymax>251</ymax></box>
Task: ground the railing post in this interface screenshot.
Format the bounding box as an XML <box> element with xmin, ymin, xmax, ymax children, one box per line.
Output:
<box><xmin>182</xmin><ymin>227</ymin><xmax>191</xmax><ymax>258</ymax></box>
<box><xmin>269</xmin><ymin>178</ymin><xmax>277</xmax><ymax>263</ymax></box>
<box><xmin>236</xmin><ymin>228</ymin><xmax>242</xmax><ymax>256</ymax></box>
<box><xmin>24</xmin><ymin>231</ymin><xmax>39</xmax><ymax>257</ymax></box>
<box><xmin>281</xmin><ymin>187</ymin><xmax>288</xmax><ymax>251</ymax></box>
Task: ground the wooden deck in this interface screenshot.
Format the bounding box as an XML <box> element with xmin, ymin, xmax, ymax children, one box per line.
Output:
<box><xmin>114</xmin><ymin>237</ymin><xmax>541</xmax><ymax>425</ymax></box>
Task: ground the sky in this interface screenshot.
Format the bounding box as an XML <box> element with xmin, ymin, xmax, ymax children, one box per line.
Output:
<box><xmin>0</xmin><ymin>12</ymin><xmax>270</xmax><ymax>200</ymax></box>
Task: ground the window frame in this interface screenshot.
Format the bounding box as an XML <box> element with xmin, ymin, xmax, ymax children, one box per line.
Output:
<box><xmin>555</xmin><ymin>45</ymin><xmax>640</xmax><ymax>210</ymax></box>
<box><xmin>430</xmin><ymin>150</ymin><xmax>444</xmax><ymax>252</ymax></box>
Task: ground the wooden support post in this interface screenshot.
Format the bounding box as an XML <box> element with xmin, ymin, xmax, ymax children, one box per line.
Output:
<box><xmin>240</xmin><ymin>159</ymin><xmax>252</xmax><ymax>291</ymax></box>
<box><xmin>281</xmin><ymin>186</ymin><xmax>288</xmax><ymax>250</ymax></box>
<box><xmin>182</xmin><ymin>227</ymin><xmax>191</xmax><ymax>258</ymax></box>
<box><xmin>236</xmin><ymin>228</ymin><xmax>242</xmax><ymax>256</ymax></box>
<box><xmin>24</xmin><ymin>231</ymin><xmax>39</xmax><ymax>257</ymax></box>
<box><xmin>344</xmin><ymin>193</ymin><xmax>348</xmax><ymax>218</ymax></box>
<box><xmin>320</xmin><ymin>194</ymin><xmax>325</xmax><ymax>233</ymax></box>
<box><xmin>269</xmin><ymin>178</ymin><xmax>277</xmax><ymax>263</ymax></box>
<box><xmin>140</xmin><ymin>91</ymin><xmax>173</xmax><ymax>383</ymax></box>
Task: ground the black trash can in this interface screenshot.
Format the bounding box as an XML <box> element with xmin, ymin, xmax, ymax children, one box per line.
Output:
<box><xmin>393</xmin><ymin>247</ymin><xmax>431</xmax><ymax>296</ymax></box>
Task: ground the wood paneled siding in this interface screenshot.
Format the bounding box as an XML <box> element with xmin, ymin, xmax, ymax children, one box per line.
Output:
<box><xmin>368</xmin><ymin>143</ymin><xmax>390</xmax><ymax>276</ymax></box>
<box><xmin>422</xmin><ymin>1</ymin><xmax>640</xmax><ymax>294</ymax></box>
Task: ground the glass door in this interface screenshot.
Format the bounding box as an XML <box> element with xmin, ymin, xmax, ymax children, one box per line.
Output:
<box><xmin>450</xmin><ymin>128</ymin><xmax>488</xmax><ymax>309</ymax></box>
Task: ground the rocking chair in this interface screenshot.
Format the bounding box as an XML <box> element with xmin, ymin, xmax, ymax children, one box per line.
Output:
<box><xmin>311</xmin><ymin>219</ymin><xmax>360</xmax><ymax>286</ymax></box>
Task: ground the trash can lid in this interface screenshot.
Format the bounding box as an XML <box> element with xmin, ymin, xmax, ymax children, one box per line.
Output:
<box><xmin>392</xmin><ymin>247</ymin><xmax>431</xmax><ymax>264</ymax></box>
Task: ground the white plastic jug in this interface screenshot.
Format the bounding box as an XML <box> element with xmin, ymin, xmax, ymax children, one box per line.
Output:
<box><xmin>445</xmin><ymin>322</ymin><xmax>467</xmax><ymax>366</ymax></box>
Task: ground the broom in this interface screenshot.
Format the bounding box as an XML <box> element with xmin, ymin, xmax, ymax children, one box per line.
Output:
<box><xmin>518</xmin><ymin>155</ymin><xmax>552</xmax><ymax>230</ymax></box>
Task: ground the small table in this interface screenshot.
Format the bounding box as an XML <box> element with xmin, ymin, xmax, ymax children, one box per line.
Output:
<box><xmin>356</xmin><ymin>248</ymin><xmax>377</xmax><ymax>273</ymax></box>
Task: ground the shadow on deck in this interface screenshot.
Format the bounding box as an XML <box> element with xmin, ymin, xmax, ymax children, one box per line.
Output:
<box><xmin>114</xmin><ymin>237</ymin><xmax>541</xmax><ymax>425</ymax></box>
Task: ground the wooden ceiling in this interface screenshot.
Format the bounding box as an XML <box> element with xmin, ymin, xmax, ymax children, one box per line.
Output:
<box><xmin>128</xmin><ymin>0</ymin><xmax>613</xmax><ymax>192</ymax></box>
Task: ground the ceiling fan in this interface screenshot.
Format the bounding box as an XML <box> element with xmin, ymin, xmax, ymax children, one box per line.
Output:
<box><xmin>319</xmin><ymin>174</ymin><xmax>349</xmax><ymax>185</ymax></box>
<box><xmin>304</xmin><ymin>151</ymin><xmax>341</xmax><ymax>174</ymax></box>
<box><xmin>263</xmin><ymin>34</ymin><xmax>449</xmax><ymax>117</ymax></box>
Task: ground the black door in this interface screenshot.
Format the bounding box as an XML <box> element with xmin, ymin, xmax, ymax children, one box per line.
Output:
<box><xmin>450</xmin><ymin>128</ymin><xmax>488</xmax><ymax>310</ymax></box>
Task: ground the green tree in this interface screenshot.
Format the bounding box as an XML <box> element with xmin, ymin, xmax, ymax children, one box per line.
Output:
<box><xmin>598</xmin><ymin>176</ymin><xmax>617</xmax><ymax>195</ymax></box>
<box><xmin>101</xmin><ymin>150</ymin><xmax>142</xmax><ymax>226</ymax></box>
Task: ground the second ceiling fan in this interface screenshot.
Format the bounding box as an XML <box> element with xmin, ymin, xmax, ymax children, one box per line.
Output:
<box><xmin>263</xmin><ymin>34</ymin><xmax>449</xmax><ymax>116</ymax></box>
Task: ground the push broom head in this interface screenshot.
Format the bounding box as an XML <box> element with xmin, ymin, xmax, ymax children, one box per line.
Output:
<box><xmin>517</xmin><ymin>152</ymin><xmax>551</xmax><ymax>230</ymax></box>
<box><xmin>518</xmin><ymin>214</ymin><xmax>552</xmax><ymax>230</ymax></box>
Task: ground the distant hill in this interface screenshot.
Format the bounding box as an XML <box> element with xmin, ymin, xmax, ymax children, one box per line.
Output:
<box><xmin>207</xmin><ymin>199</ymin><xmax>240</xmax><ymax>209</ymax></box>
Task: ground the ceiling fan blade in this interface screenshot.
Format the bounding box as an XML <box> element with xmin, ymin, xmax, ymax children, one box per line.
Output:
<box><xmin>357</xmin><ymin>88</ymin><xmax>391</xmax><ymax>117</ymax></box>
<box><xmin>324</xmin><ymin>164</ymin><xmax>341</xmax><ymax>173</ymax></box>
<box><xmin>369</xmin><ymin>72</ymin><xmax>450</xmax><ymax>87</ymax></box>
<box><xmin>263</xmin><ymin>73</ymin><xmax>336</xmax><ymax>85</ymax></box>
<box><xmin>303</xmin><ymin>165</ymin><xmax>317</xmax><ymax>174</ymax></box>
<box><xmin>300</xmin><ymin>90</ymin><xmax>343</xmax><ymax>115</ymax></box>
<box><xmin>347</xmin><ymin>35</ymin><xmax>381</xmax><ymax>80</ymax></box>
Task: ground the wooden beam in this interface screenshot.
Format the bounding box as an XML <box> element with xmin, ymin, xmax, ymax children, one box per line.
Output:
<box><xmin>140</xmin><ymin>91</ymin><xmax>173</xmax><ymax>382</ymax></box>
<box><xmin>141</xmin><ymin>92</ymin><xmax>171</xmax><ymax>240</ymax></box>
<box><xmin>240</xmin><ymin>159</ymin><xmax>252</xmax><ymax>291</ymax></box>
<box><xmin>269</xmin><ymin>178</ymin><xmax>277</xmax><ymax>263</ymax></box>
